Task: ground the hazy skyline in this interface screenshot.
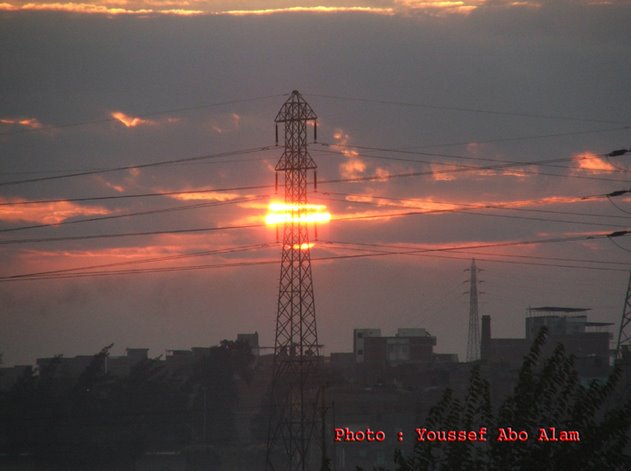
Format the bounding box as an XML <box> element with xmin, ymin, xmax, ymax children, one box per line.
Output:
<box><xmin>1</xmin><ymin>0</ymin><xmax>631</xmax><ymax>366</ymax></box>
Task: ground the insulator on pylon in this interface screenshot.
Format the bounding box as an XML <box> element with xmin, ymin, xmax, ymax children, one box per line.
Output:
<box><xmin>275</xmin><ymin>172</ymin><xmax>278</xmax><ymax>193</ymax></box>
<box><xmin>314</xmin><ymin>121</ymin><xmax>317</xmax><ymax>142</ymax></box>
<box><xmin>275</xmin><ymin>124</ymin><xmax>278</xmax><ymax>146</ymax></box>
<box><xmin>315</xmin><ymin>223</ymin><xmax>318</xmax><ymax>241</ymax></box>
<box><xmin>276</xmin><ymin>225</ymin><xmax>279</xmax><ymax>243</ymax></box>
<box><xmin>314</xmin><ymin>171</ymin><xmax>317</xmax><ymax>191</ymax></box>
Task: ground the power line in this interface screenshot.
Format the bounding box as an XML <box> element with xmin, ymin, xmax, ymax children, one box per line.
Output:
<box><xmin>3</xmin><ymin>143</ymin><xmax>627</xmax><ymax>207</ymax></box>
<box><xmin>606</xmin><ymin>196</ymin><xmax>631</xmax><ymax>216</ymax></box>
<box><xmin>3</xmin><ymin>125</ymin><xmax>623</xmax><ymax>179</ymax></box>
<box><xmin>321</xmin><ymin>240</ymin><xmax>630</xmax><ymax>268</ymax></box>
<box><xmin>3</xmin><ymin>243</ymin><xmax>276</xmax><ymax>280</ymax></box>
<box><xmin>3</xmin><ymin>192</ymin><xmax>629</xmax><ymax>246</ymax></box>
<box><xmin>314</xmin><ymin>144</ymin><xmax>631</xmax><ymax>184</ymax></box>
<box><xmin>322</xmin><ymin>242</ymin><xmax>629</xmax><ymax>273</ymax></box>
<box><xmin>395</xmin><ymin>127</ymin><xmax>631</xmax><ymax>151</ymax></box>
<box><xmin>2</xmin><ymin>231</ymin><xmax>629</xmax><ymax>282</ymax></box>
<box><xmin>0</xmin><ymin>194</ymin><xmax>268</xmax><ymax>233</ymax></box>
<box><xmin>2</xmin><ymin>173</ymin><xmax>628</xmax><ymax>209</ymax></box>
<box><xmin>0</xmin><ymin>93</ymin><xmax>288</xmax><ymax>137</ymax></box>
<box><xmin>316</xmin><ymin>140</ymin><xmax>628</xmax><ymax>172</ymax></box>
<box><xmin>317</xmin><ymin>190</ymin><xmax>630</xmax><ymax>220</ymax></box>
<box><xmin>0</xmin><ymin>146</ymin><xmax>273</xmax><ymax>187</ymax></box>
<box><xmin>0</xmin><ymin>259</ymin><xmax>281</xmax><ymax>282</ymax></box>
<box><xmin>0</xmin><ymin>222</ymin><xmax>265</xmax><ymax>245</ymax></box>
<box><xmin>313</xmin><ymin>193</ymin><xmax>630</xmax><ymax>228</ymax></box>
<box><xmin>307</xmin><ymin>93</ymin><xmax>629</xmax><ymax>126</ymax></box>
<box><xmin>317</xmin><ymin>156</ymin><xmax>630</xmax><ymax>186</ymax></box>
<box><xmin>0</xmin><ymin>155</ymin><xmax>272</xmax><ymax>177</ymax></box>
<box><xmin>326</xmin><ymin>203</ymin><xmax>630</xmax><ymax>229</ymax></box>
<box><xmin>0</xmin><ymin>183</ymin><xmax>275</xmax><ymax>206</ymax></box>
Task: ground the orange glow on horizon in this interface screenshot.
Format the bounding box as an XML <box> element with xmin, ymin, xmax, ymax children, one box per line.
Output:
<box><xmin>265</xmin><ymin>201</ymin><xmax>331</xmax><ymax>225</ymax></box>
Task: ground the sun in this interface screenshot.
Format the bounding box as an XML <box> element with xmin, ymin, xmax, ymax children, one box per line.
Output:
<box><xmin>265</xmin><ymin>201</ymin><xmax>331</xmax><ymax>226</ymax></box>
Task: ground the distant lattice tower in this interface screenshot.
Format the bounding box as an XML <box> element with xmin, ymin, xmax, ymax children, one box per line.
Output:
<box><xmin>616</xmin><ymin>271</ymin><xmax>631</xmax><ymax>360</ymax></box>
<box><xmin>465</xmin><ymin>259</ymin><xmax>482</xmax><ymax>362</ymax></box>
<box><xmin>265</xmin><ymin>91</ymin><xmax>321</xmax><ymax>471</ymax></box>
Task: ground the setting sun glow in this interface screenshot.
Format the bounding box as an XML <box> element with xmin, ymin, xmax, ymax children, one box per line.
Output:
<box><xmin>265</xmin><ymin>202</ymin><xmax>331</xmax><ymax>226</ymax></box>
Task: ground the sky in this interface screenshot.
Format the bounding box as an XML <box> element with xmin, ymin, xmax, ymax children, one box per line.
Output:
<box><xmin>1</xmin><ymin>0</ymin><xmax>631</xmax><ymax>366</ymax></box>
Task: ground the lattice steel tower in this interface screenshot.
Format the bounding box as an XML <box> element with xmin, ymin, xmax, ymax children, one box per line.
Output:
<box><xmin>466</xmin><ymin>259</ymin><xmax>481</xmax><ymax>362</ymax></box>
<box><xmin>616</xmin><ymin>270</ymin><xmax>631</xmax><ymax>360</ymax></box>
<box><xmin>265</xmin><ymin>91</ymin><xmax>321</xmax><ymax>471</ymax></box>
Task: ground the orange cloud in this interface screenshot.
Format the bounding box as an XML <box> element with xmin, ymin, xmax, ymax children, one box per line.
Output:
<box><xmin>7</xmin><ymin>232</ymin><xmax>260</xmax><ymax>278</ymax></box>
<box><xmin>5</xmin><ymin>235</ymin><xmax>278</xmax><ymax>278</ymax></box>
<box><xmin>333</xmin><ymin>128</ymin><xmax>368</xmax><ymax>179</ymax></box>
<box><xmin>374</xmin><ymin>167</ymin><xmax>391</xmax><ymax>181</ymax></box>
<box><xmin>94</xmin><ymin>175</ymin><xmax>125</xmax><ymax>193</ymax></box>
<box><xmin>0</xmin><ymin>198</ymin><xmax>110</xmax><ymax>225</ymax></box>
<box><xmin>0</xmin><ymin>117</ymin><xmax>43</xmax><ymax>129</ymax></box>
<box><xmin>431</xmin><ymin>162</ymin><xmax>458</xmax><ymax>181</ymax></box>
<box><xmin>219</xmin><ymin>6</ymin><xmax>395</xmax><ymax>16</ymax></box>
<box><xmin>0</xmin><ymin>2</ymin><xmax>203</xmax><ymax>15</ymax></box>
<box><xmin>340</xmin><ymin>159</ymin><xmax>367</xmax><ymax>179</ymax></box>
<box><xmin>345</xmin><ymin>194</ymin><xmax>374</xmax><ymax>203</ymax></box>
<box><xmin>330</xmin><ymin>193</ymin><xmax>590</xmax><ymax>221</ymax></box>
<box><xmin>573</xmin><ymin>151</ymin><xmax>615</xmax><ymax>173</ymax></box>
<box><xmin>0</xmin><ymin>0</ymin><xmax>570</xmax><ymax>18</ymax></box>
<box><xmin>390</xmin><ymin>197</ymin><xmax>457</xmax><ymax>211</ymax></box>
<box><xmin>394</xmin><ymin>0</ymin><xmax>482</xmax><ymax>15</ymax></box>
<box><xmin>510</xmin><ymin>1</ymin><xmax>542</xmax><ymax>7</ymax></box>
<box><xmin>164</xmin><ymin>189</ymin><xmax>244</xmax><ymax>201</ymax></box>
<box><xmin>111</xmin><ymin>111</ymin><xmax>156</xmax><ymax>128</ymax></box>
<box><xmin>211</xmin><ymin>112</ymin><xmax>241</xmax><ymax>134</ymax></box>
<box><xmin>472</xmin><ymin>194</ymin><xmax>585</xmax><ymax>209</ymax></box>
<box><xmin>92</xmin><ymin>166</ymin><xmax>142</xmax><ymax>193</ymax></box>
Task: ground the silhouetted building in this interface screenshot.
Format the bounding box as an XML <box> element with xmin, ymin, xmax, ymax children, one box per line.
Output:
<box><xmin>363</xmin><ymin>328</ymin><xmax>437</xmax><ymax>367</ymax></box>
<box><xmin>236</xmin><ymin>332</ymin><xmax>260</xmax><ymax>356</ymax></box>
<box><xmin>0</xmin><ymin>365</ymin><xmax>32</xmax><ymax>390</ymax></box>
<box><xmin>106</xmin><ymin>348</ymin><xmax>149</xmax><ymax>376</ymax></box>
<box><xmin>481</xmin><ymin>306</ymin><xmax>612</xmax><ymax>379</ymax></box>
<box><xmin>37</xmin><ymin>354</ymin><xmax>102</xmax><ymax>380</ymax></box>
<box><xmin>353</xmin><ymin>328</ymin><xmax>381</xmax><ymax>363</ymax></box>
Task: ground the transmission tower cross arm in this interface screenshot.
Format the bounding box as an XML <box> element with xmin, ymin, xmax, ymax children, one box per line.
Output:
<box><xmin>274</xmin><ymin>90</ymin><xmax>318</xmax><ymax>172</ymax></box>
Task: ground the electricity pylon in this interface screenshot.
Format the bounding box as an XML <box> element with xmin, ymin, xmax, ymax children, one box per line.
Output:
<box><xmin>616</xmin><ymin>270</ymin><xmax>631</xmax><ymax>360</ymax></box>
<box><xmin>265</xmin><ymin>91</ymin><xmax>321</xmax><ymax>471</ymax></box>
<box><xmin>465</xmin><ymin>259</ymin><xmax>482</xmax><ymax>362</ymax></box>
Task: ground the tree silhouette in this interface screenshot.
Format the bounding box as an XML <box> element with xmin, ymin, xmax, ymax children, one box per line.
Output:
<box><xmin>188</xmin><ymin>339</ymin><xmax>254</xmax><ymax>445</ymax></box>
<box><xmin>392</xmin><ymin>328</ymin><xmax>631</xmax><ymax>471</ymax></box>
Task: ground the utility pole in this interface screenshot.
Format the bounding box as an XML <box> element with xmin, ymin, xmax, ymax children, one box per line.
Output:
<box><xmin>465</xmin><ymin>259</ymin><xmax>482</xmax><ymax>362</ymax></box>
<box><xmin>266</xmin><ymin>91</ymin><xmax>321</xmax><ymax>471</ymax></box>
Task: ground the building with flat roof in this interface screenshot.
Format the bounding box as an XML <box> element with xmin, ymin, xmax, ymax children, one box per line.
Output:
<box><xmin>354</xmin><ymin>327</ymin><xmax>437</xmax><ymax>367</ymax></box>
<box><xmin>481</xmin><ymin>306</ymin><xmax>613</xmax><ymax>379</ymax></box>
<box><xmin>353</xmin><ymin>328</ymin><xmax>381</xmax><ymax>364</ymax></box>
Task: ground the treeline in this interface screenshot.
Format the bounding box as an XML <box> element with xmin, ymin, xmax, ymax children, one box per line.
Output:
<box><xmin>382</xmin><ymin>328</ymin><xmax>631</xmax><ymax>471</ymax></box>
<box><xmin>0</xmin><ymin>340</ymin><xmax>254</xmax><ymax>470</ymax></box>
